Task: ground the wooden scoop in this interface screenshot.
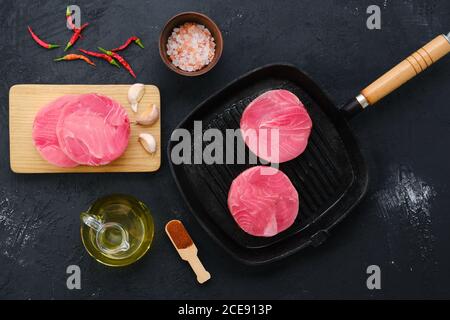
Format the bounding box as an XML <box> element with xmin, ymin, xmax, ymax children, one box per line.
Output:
<box><xmin>165</xmin><ymin>220</ymin><xmax>211</xmax><ymax>284</ymax></box>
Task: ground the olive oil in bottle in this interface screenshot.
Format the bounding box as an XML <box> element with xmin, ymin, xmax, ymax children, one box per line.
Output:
<box><xmin>81</xmin><ymin>194</ymin><xmax>154</xmax><ymax>267</ymax></box>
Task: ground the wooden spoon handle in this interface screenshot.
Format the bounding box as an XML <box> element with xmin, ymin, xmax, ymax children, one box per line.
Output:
<box><xmin>361</xmin><ymin>34</ymin><xmax>450</xmax><ymax>105</ymax></box>
<box><xmin>187</xmin><ymin>255</ymin><xmax>211</xmax><ymax>284</ymax></box>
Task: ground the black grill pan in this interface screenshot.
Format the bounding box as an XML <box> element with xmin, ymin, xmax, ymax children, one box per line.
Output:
<box><xmin>168</xmin><ymin>34</ymin><xmax>449</xmax><ymax>265</ymax></box>
<box><xmin>168</xmin><ymin>64</ymin><xmax>367</xmax><ymax>264</ymax></box>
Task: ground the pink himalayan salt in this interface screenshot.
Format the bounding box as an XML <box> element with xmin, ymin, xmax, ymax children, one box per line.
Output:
<box><xmin>166</xmin><ymin>22</ymin><xmax>216</xmax><ymax>72</ymax></box>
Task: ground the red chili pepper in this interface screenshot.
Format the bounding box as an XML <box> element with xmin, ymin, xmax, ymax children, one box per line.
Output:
<box><xmin>98</xmin><ymin>47</ymin><xmax>136</xmax><ymax>78</ymax></box>
<box><xmin>78</xmin><ymin>49</ymin><xmax>120</xmax><ymax>68</ymax></box>
<box><xmin>111</xmin><ymin>36</ymin><xmax>145</xmax><ymax>52</ymax></box>
<box><xmin>66</xmin><ymin>6</ymin><xmax>75</xmax><ymax>30</ymax></box>
<box><xmin>64</xmin><ymin>23</ymin><xmax>89</xmax><ymax>51</ymax></box>
<box><xmin>28</xmin><ymin>26</ymin><xmax>60</xmax><ymax>49</ymax></box>
<box><xmin>54</xmin><ymin>54</ymin><xmax>96</xmax><ymax>66</ymax></box>
<box><xmin>74</xmin><ymin>22</ymin><xmax>88</xmax><ymax>33</ymax></box>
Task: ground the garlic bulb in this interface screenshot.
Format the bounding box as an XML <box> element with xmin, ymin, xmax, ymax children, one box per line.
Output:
<box><xmin>138</xmin><ymin>133</ymin><xmax>157</xmax><ymax>154</ymax></box>
<box><xmin>128</xmin><ymin>83</ymin><xmax>145</xmax><ymax>113</ymax></box>
<box><xmin>136</xmin><ymin>104</ymin><xmax>159</xmax><ymax>126</ymax></box>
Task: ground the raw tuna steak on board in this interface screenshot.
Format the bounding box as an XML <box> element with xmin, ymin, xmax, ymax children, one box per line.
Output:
<box><xmin>56</xmin><ymin>94</ymin><xmax>130</xmax><ymax>166</ymax></box>
<box><xmin>32</xmin><ymin>95</ymin><xmax>79</xmax><ymax>168</ymax></box>
<box><xmin>227</xmin><ymin>166</ymin><xmax>299</xmax><ymax>237</ymax></box>
<box><xmin>240</xmin><ymin>89</ymin><xmax>312</xmax><ymax>163</ymax></box>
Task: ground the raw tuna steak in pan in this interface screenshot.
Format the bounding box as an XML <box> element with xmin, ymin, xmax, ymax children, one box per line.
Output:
<box><xmin>227</xmin><ymin>166</ymin><xmax>299</xmax><ymax>237</ymax></box>
<box><xmin>240</xmin><ymin>89</ymin><xmax>312</xmax><ymax>163</ymax></box>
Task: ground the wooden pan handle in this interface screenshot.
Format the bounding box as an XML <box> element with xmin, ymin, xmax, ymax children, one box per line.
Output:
<box><xmin>342</xmin><ymin>33</ymin><xmax>450</xmax><ymax>117</ymax></box>
<box><xmin>362</xmin><ymin>34</ymin><xmax>450</xmax><ymax>104</ymax></box>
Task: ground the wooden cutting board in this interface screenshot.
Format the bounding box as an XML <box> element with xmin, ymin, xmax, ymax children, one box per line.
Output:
<box><xmin>9</xmin><ymin>84</ymin><xmax>161</xmax><ymax>173</ymax></box>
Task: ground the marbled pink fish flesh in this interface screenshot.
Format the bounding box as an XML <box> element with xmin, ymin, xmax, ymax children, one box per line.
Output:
<box><xmin>240</xmin><ymin>89</ymin><xmax>312</xmax><ymax>163</ymax></box>
<box><xmin>227</xmin><ymin>166</ymin><xmax>299</xmax><ymax>237</ymax></box>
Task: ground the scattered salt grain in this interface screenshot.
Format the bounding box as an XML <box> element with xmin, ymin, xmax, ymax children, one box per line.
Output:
<box><xmin>166</xmin><ymin>22</ymin><xmax>216</xmax><ymax>72</ymax></box>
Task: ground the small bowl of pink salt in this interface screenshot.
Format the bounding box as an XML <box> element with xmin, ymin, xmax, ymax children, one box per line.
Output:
<box><xmin>159</xmin><ymin>12</ymin><xmax>223</xmax><ymax>76</ymax></box>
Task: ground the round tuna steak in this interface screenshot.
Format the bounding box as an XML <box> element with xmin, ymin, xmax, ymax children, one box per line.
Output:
<box><xmin>227</xmin><ymin>166</ymin><xmax>299</xmax><ymax>237</ymax></box>
<box><xmin>240</xmin><ymin>89</ymin><xmax>312</xmax><ymax>163</ymax></box>
<box><xmin>56</xmin><ymin>93</ymin><xmax>130</xmax><ymax>166</ymax></box>
<box><xmin>32</xmin><ymin>95</ymin><xmax>79</xmax><ymax>168</ymax></box>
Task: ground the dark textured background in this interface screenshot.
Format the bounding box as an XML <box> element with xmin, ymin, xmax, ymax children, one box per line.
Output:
<box><xmin>0</xmin><ymin>0</ymin><xmax>449</xmax><ymax>299</ymax></box>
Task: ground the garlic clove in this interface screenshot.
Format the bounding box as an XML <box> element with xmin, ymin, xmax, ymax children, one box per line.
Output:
<box><xmin>136</xmin><ymin>104</ymin><xmax>159</xmax><ymax>126</ymax></box>
<box><xmin>128</xmin><ymin>83</ymin><xmax>145</xmax><ymax>113</ymax></box>
<box><xmin>138</xmin><ymin>133</ymin><xmax>157</xmax><ymax>154</ymax></box>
